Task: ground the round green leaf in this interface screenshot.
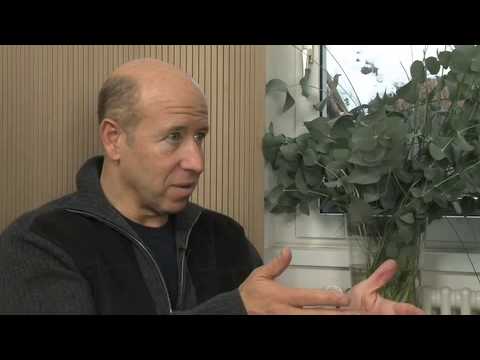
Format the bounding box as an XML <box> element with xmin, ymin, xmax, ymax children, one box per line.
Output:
<box><xmin>410</xmin><ymin>60</ymin><xmax>426</xmax><ymax>83</ymax></box>
<box><xmin>351</xmin><ymin>127</ymin><xmax>377</xmax><ymax>152</ymax></box>
<box><xmin>455</xmin><ymin>133</ymin><xmax>474</xmax><ymax>153</ymax></box>
<box><xmin>280</xmin><ymin>143</ymin><xmax>299</xmax><ymax>161</ymax></box>
<box><xmin>450</xmin><ymin>48</ymin><xmax>473</xmax><ymax>73</ymax></box>
<box><xmin>429</xmin><ymin>142</ymin><xmax>446</xmax><ymax>161</ymax></box>
<box><xmin>424</xmin><ymin>167</ymin><xmax>445</xmax><ymax>181</ymax></box>
<box><xmin>324</xmin><ymin>180</ymin><xmax>341</xmax><ymax>188</ymax></box>
<box><xmin>304</xmin><ymin>118</ymin><xmax>331</xmax><ymax>141</ymax></box>
<box><xmin>262</xmin><ymin>133</ymin><xmax>285</xmax><ymax>164</ymax></box>
<box><xmin>266</xmin><ymin>79</ymin><xmax>288</xmax><ymax>93</ymax></box>
<box><xmin>400</xmin><ymin>212</ymin><xmax>415</xmax><ymax>224</ymax></box>
<box><xmin>330</xmin><ymin>115</ymin><xmax>354</xmax><ymax>139</ymax></box>
<box><xmin>332</xmin><ymin>148</ymin><xmax>350</xmax><ymax>161</ymax></box>
<box><xmin>425</xmin><ymin>57</ymin><xmax>440</xmax><ymax>75</ymax></box>
<box><xmin>265</xmin><ymin>185</ymin><xmax>284</xmax><ymax>210</ymax></box>
<box><xmin>362</xmin><ymin>147</ymin><xmax>386</xmax><ymax>164</ymax></box>
<box><xmin>303</xmin><ymin>166</ymin><xmax>323</xmax><ymax>186</ymax></box>
<box><xmin>278</xmin><ymin>168</ymin><xmax>294</xmax><ymax>187</ymax></box>
<box><xmin>295</xmin><ymin>169</ymin><xmax>309</xmax><ymax>194</ymax></box>
<box><xmin>347</xmin><ymin>199</ymin><xmax>374</xmax><ymax>225</ymax></box>
<box><xmin>346</xmin><ymin>169</ymin><xmax>381</xmax><ymax>185</ymax></box>
<box><xmin>303</xmin><ymin>148</ymin><xmax>317</xmax><ymax>166</ymax></box>
<box><xmin>438</xmin><ymin>51</ymin><xmax>451</xmax><ymax>68</ymax></box>
<box><xmin>362</xmin><ymin>186</ymin><xmax>380</xmax><ymax>203</ymax></box>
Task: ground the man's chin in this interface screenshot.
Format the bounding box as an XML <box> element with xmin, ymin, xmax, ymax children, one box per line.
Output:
<box><xmin>164</xmin><ymin>199</ymin><xmax>190</xmax><ymax>214</ymax></box>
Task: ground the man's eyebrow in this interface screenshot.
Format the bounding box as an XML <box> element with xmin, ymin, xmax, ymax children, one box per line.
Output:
<box><xmin>157</xmin><ymin>124</ymin><xmax>209</xmax><ymax>134</ymax></box>
<box><xmin>163</xmin><ymin>105</ymin><xmax>208</xmax><ymax>116</ymax></box>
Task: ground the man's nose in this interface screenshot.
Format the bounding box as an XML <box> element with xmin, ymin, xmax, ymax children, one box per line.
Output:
<box><xmin>180</xmin><ymin>140</ymin><xmax>204</xmax><ymax>174</ymax></box>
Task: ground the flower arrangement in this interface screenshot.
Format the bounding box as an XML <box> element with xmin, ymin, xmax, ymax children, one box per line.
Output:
<box><xmin>263</xmin><ymin>45</ymin><xmax>480</xmax><ymax>304</ymax></box>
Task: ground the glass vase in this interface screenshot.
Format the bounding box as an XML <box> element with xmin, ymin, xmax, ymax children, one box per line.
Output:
<box><xmin>348</xmin><ymin>215</ymin><xmax>425</xmax><ymax>306</ymax></box>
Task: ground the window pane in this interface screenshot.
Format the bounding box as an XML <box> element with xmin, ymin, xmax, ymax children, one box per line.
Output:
<box><xmin>325</xmin><ymin>45</ymin><xmax>452</xmax><ymax>110</ymax></box>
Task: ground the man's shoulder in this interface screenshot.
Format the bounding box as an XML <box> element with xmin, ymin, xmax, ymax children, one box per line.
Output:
<box><xmin>1</xmin><ymin>193</ymin><xmax>79</xmax><ymax>239</ymax></box>
<box><xmin>197</xmin><ymin>208</ymin><xmax>245</xmax><ymax>234</ymax></box>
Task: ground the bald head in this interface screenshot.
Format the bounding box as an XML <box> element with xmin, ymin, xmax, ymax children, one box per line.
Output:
<box><xmin>97</xmin><ymin>58</ymin><xmax>205</xmax><ymax>135</ymax></box>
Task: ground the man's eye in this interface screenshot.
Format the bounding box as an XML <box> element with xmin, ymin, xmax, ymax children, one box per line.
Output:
<box><xmin>195</xmin><ymin>133</ymin><xmax>207</xmax><ymax>144</ymax></box>
<box><xmin>166</xmin><ymin>132</ymin><xmax>182</xmax><ymax>143</ymax></box>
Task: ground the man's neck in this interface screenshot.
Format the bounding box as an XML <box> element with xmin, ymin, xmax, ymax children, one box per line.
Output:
<box><xmin>100</xmin><ymin>162</ymin><xmax>168</xmax><ymax>228</ymax></box>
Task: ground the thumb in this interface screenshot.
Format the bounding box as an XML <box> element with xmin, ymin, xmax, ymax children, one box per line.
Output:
<box><xmin>257</xmin><ymin>247</ymin><xmax>292</xmax><ymax>280</ymax></box>
<box><xmin>364</xmin><ymin>259</ymin><xmax>398</xmax><ymax>293</ymax></box>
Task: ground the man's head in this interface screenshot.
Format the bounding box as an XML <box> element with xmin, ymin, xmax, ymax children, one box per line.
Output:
<box><xmin>97</xmin><ymin>59</ymin><xmax>209</xmax><ymax>224</ymax></box>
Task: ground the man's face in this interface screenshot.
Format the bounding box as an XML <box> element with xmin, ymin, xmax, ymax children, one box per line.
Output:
<box><xmin>117</xmin><ymin>81</ymin><xmax>209</xmax><ymax>216</ymax></box>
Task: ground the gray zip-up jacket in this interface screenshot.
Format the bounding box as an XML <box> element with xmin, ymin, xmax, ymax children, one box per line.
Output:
<box><xmin>0</xmin><ymin>156</ymin><xmax>263</xmax><ymax>314</ymax></box>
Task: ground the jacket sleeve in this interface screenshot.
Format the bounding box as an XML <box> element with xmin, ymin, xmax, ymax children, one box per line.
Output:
<box><xmin>0</xmin><ymin>223</ymin><xmax>96</xmax><ymax>314</ymax></box>
<box><xmin>173</xmin><ymin>225</ymin><xmax>264</xmax><ymax>315</ymax></box>
<box><xmin>175</xmin><ymin>289</ymin><xmax>248</xmax><ymax>315</ymax></box>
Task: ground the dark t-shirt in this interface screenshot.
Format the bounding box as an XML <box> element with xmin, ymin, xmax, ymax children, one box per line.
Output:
<box><xmin>123</xmin><ymin>216</ymin><xmax>178</xmax><ymax>309</ymax></box>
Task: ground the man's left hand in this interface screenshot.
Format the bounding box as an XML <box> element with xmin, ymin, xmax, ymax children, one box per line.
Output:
<box><xmin>345</xmin><ymin>259</ymin><xmax>425</xmax><ymax>315</ymax></box>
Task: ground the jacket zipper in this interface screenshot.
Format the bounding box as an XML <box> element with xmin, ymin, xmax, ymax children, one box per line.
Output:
<box><xmin>65</xmin><ymin>208</ymin><xmax>173</xmax><ymax>313</ymax></box>
<box><xmin>177</xmin><ymin>212</ymin><xmax>202</xmax><ymax>309</ymax></box>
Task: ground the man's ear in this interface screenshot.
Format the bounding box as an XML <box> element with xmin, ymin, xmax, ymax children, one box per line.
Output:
<box><xmin>100</xmin><ymin>119</ymin><xmax>124</xmax><ymax>161</ymax></box>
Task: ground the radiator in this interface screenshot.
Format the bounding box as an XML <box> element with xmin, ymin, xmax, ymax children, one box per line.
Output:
<box><xmin>419</xmin><ymin>286</ymin><xmax>480</xmax><ymax>315</ymax></box>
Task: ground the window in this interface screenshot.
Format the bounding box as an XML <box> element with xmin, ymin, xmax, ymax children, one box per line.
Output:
<box><xmin>323</xmin><ymin>45</ymin><xmax>453</xmax><ymax>110</ymax></box>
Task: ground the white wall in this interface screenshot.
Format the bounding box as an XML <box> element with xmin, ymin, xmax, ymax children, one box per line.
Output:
<box><xmin>264</xmin><ymin>45</ymin><xmax>480</xmax><ymax>293</ymax></box>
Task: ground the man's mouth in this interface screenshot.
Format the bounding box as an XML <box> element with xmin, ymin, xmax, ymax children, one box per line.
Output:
<box><xmin>173</xmin><ymin>182</ymin><xmax>196</xmax><ymax>190</ymax></box>
<box><xmin>170</xmin><ymin>183</ymin><xmax>197</xmax><ymax>196</ymax></box>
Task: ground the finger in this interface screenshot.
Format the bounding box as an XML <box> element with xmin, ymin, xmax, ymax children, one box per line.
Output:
<box><xmin>285</xmin><ymin>288</ymin><xmax>351</xmax><ymax>307</ymax></box>
<box><xmin>288</xmin><ymin>306</ymin><xmax>367</xmax><ymax>315</ymax></box>
<box><xmin>393</xmin><ymin>302</ymin><xmax>426</xmax><ymax>315</ymax></box>
<box><xmin>256</xmin><ymin>247</ymin><xmax>292</xmax><ymax>280</ymax></box>
<box><xmin>363</xmin><ymin>259</ymin><xmax>398</xmax><ymax>293</ymax></box>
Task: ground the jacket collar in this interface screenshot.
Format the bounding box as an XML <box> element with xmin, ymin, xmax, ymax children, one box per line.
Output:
<box><xmin>62</xmin><ymin>156</ymin><xmax>203</xmax><ymax>245</ymax></box>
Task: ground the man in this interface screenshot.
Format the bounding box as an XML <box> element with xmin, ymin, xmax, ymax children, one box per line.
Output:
<box><xmin>0</xmin><ymin>59</ymin><xmax>424</xmax><ymax>314</ymax></box>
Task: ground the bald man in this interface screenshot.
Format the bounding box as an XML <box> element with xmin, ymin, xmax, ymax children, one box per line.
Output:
<box><xmin>0</xmin><ymin>59</ymin><xmax>424</xmax><ymax>315</ymax></box>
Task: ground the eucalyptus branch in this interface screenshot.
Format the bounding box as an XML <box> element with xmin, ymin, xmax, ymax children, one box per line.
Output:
<box><xmin>315</xmin><ymin>161</ymin><xmax>341</xmax><ymax>180</ymax></box>
<box><xmin>423</xmin><ymin>159</ymin><xmax>480</xmax><ymax>197</ymax></box>
<box><xmin>424</xmin><ymin>93</ymin><xmax>431</xmax><ymax>151</ymax></box>
<box><xmin>381</xmin><ymin>172</ymin><xmax>392</xmax><ymax>197</ymax></box>
<box><xmin>324</xmin><ymin>46</ymin><xmax>362</xmax><ymax>107</ymax></box>
<box><xmin>397</xmin><ymin>178</ymin><xmax>423</xmax><ymax>213</ymax></box>
<box><xmin>393</xmin><ymin>172</ymin><xmax>408</xmax><ymax>197</ymax></box>
<box><xmin>400</xmin><ymin>61</ymin><xmax>410</xmax><ymax>82</ymax></box>
<box><xmin>308</xmin><ymin>190</ymin><xmax>329</xmax><ymax>198</ymax></box>
<box><xmin>289</xmin><ymin>45</ymin><xmax>359</xmax><ymax>105</ymax></box>
<box><xmin>441</xmin><ymin>123</ymin><xmax>480</xmax><ymax>152</ymax></box>
<box><xmin>282</xmin><ymin>189</ymin><xmax>329</xmax><ymax>198</ymax></box>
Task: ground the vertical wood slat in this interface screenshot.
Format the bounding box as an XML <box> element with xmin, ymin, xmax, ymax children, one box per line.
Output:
<box><xmin>0</xmin><ymin>45</ymin><xmax>265</xmax><ymax>255</ymax></box>
<box><xmin>209</xmin><ymin>46</ymin><xmax>218</xmax><ymax>212</ymax></box>
<box><xmin>198</xmin><ymin>46</ymin><xmax>208</xmax><ymax>209</ymax></box>
<box><xmin>228</xmin><ymin>46</ymin><xmax>235</xmax><ymax>218</ymax></box>
<box><xmin>203</xmin><ymin>46</ymin><xmax>211</xmax><ymax>212</ymax></box>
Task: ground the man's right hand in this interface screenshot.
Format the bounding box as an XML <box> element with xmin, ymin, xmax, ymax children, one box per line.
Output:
<box><xmin>239</xmin><ymin>248</ymin><xmax>360</xmax><ymax>315</ymax></box>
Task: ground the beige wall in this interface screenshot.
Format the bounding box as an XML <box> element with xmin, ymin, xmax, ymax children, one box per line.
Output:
<box><xmin>0</xmin><ymin>45</ymin><xmax>265</xmax><ymax>254</ymax></box>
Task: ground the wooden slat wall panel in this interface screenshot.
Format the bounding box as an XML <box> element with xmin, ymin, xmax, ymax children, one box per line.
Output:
<box><xmin>0</xmin><ymin>45</ymin><xmax>265</xmax><ymax>254</ymax></box>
